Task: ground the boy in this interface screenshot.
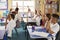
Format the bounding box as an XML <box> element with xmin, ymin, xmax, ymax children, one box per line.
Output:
<box><xmin>6</xmin><ymin>14</ymin><xmax>16</xmax><ymax>39</ymax></box>
<box><xmin>46</xmin><ymin>14</ymin><xmax>59</xmax><ymax>40</ymax></box>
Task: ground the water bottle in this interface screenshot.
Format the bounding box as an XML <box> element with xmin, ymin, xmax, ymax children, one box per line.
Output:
<box><xmin>32</xmin><ymin>26</ymin><xmax>35</xmax><ymax>32</ymax></box>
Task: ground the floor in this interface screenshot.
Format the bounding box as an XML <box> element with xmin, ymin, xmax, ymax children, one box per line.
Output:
<box><xmin>3</xmin><ymin>21</ymin><xmax>60</xmax><ymax>40</ymax></box>
<box><xmin>11</xmin><ymin>27</ymin><xmax>32</xmax><ymax>40</ymax></box>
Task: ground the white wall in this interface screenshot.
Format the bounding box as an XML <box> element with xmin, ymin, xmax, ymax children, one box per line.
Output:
<box><xmin>12</xmin><ymin>0</ymin><xmax>40</xmax><ymax>10</ymax></box>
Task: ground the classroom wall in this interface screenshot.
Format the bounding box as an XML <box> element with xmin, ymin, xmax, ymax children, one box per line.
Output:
<box><xmin>0</xmin><ymin>0</ymin><xmax>60</xmax><ymax>18</ymax></box>
<box><xmin>0</xmin><ymin>0</ymin><xmax>12</xmax><ymax>18</ymax></box>
<box><xmin>40</xmin><ymin>0</ymin><xmax>44</xmax><ymax>15</ymax></box>
<box><xmin>39</xmin><ymin>0</ymin><xmax>60</xmax><ymax>15</ymax></box>
<box><xmin>58</xmin><ymin>0</ymin><xmax>60</xmax><ymax>16</ymax></box>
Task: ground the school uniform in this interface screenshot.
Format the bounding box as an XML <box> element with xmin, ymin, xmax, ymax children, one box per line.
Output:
<box><xmin>27</xmin><ymin>12</ymin><xmax>33</xmax><ymax>22</ymax></box>
<box><xmin>47</xmin><ymin>23</ymin><xmax>59</xmax><ymax>40</ymax></box>
<box><xmin>36</xmin><ymin>16</ymin><xmax>42</xmax><ymax>26</ymax></box>
<box><xmin>27</xmin><ymin>12</ymin><xmax>36</xmax><ymax>25</ymax></box>
<box><xmin>6</xmin><ymin>19</ymin><xmax>16</xmax><ymax>37</ymax></box>
<box><xmin>14</xmin><ymin>13</ymin><xmax>21</xmax><ymax>22</ymax></box>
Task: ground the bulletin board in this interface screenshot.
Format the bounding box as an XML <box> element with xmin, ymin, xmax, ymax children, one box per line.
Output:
<box><xmin>44</xmin><ymin>0</ymin><xmax>57</xmax><ymax>14</ymax></box>
<box><xmin>0</xmin><ymin>0</ymin><xmax>8</xmax><ymax>10</ymax></box>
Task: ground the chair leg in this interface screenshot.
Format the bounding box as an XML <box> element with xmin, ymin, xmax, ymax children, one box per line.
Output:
<box><xmin>25</xmin><ymin>30</ymin><xmax>28</xmax><ymax>36</ymax></box>
<box><xmin>25</xmin><ymin>31</ymin><xmax>26</xmax><ymax>36</ymax></box>
<box><xmin>8</xmin><ymin>37</ymin><xmax>12</xmax><ymax>40</ymax></box>
<box><xmin>14</xmin><ymin>28</ymin><xmax>18</xmax><ymax>36</ymax></box>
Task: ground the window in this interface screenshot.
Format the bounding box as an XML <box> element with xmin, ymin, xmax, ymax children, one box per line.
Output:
<box><xmin>12</xmin><ymin>0</ymin><xmax>35</xmax><ymax>12</ymax></box>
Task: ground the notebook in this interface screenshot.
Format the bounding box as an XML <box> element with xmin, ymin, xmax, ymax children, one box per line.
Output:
<box><xmin>31</xmin><ymin>31</ymin><xmax>49</xmax><ymax>37</ymax></box>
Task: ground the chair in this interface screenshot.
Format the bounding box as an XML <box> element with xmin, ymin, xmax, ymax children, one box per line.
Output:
<box><xmin>55</xmin><ymin>30</ymin><xmax>60</xmax><ymax>40</ymax></box>
<box><xmin>20</xmin><ymin>21</ymin><xmax>27</xmax><ymax>36</ymax></box>
<box><xmin>14</xmin><ymin>20</ymin><xmax>20</xmax><ymax>36</ymax></box>
<box><xmin>20</xmin><ymin>21</ymin><xmax>26</xmax><ymax>29</ymax></box>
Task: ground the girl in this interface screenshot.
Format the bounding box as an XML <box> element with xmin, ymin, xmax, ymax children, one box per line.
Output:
<box><xmin>6</xmin><ymin>14</ymin><xmax>16</xmax><ymax>39</ymax></box>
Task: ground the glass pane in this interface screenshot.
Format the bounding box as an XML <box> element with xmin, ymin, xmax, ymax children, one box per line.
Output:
<box><xmin>29</xmin><ymin>7</ymin><xmax>35</xmax><ymax>12</ymax></box>
<box><xmin>19</xmin><ymin>7</ymin><xmax>23</xmax><ymax>12</ymax></box>
<box><xmin>12</xmin><ymin>1</ymin><xmax>23</xmax><ymax>6</ymax></box>
<box><xmin>12</xmin><ymin>1</ymin><xmax>17</xmax><ymax>6</ymax></box>
<box><xmin>24</xmin><ymin>7</ymin><xmax>28</xmax><ymax>12</ymax></box>
<box><xmin>24</xmin><ymin>1</ymin><xmax>35</xmax><ymax>6</ymax></box>
<box><xmin>12</xmin><ymin>7</ymin><xmax>23</xmax><ymax>12</ymax></box>
<box><xmin>19</xmin><ymin>9</ymin><xmax>23</xmax><ymax>12</ymax></box>
<box><xmin>24</xmin><ymin>7</ymin><xmax>35</xmax><ymax>12</ymax></box>
<box><xmin>18</xmin><ymin>1</ymin><xmax>23</xmax><ymax>6</ymax></box>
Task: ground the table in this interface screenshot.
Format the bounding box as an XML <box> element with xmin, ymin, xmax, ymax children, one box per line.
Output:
<box><xmin>0</xmin><ymin>19</ymin><xmax>6</xmax><ymax>26</ymax></box>
<box><xmin>0</xmin><ymin>19</ymin><xmax>5</xmax><ymax>39</ymax></box>
<box><xmin>0</xmin><ymin>26</ymin><xmax>5</xmax><ymax>39</ymax></box>
<box><xmin>27</xmin><ymin>26</ymin><xmax>52</xmax><ymax>40</ymax></box>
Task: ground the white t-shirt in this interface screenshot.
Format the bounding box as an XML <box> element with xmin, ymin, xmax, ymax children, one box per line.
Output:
<box><xmin>14</xmin><ymin>13</ymin><xmax>21</xmax><ymax>22</ymax></box>
<box><xmin>50</xmin><ymin>23</ymin><xmax>59</xmax><ymax>36</ymax></box>
<box><xmin>36</xmin><ymin>16</ymin><xmax>42</xmax><ymax>26</ymax></box>
<box><xmin>27</xmin><ymin>12</ymin><xmax>34</xmax><ymax>22</ymax></box>
<box><xmin>45</xmin><ymin>22</ymin><xmax>59</xmax><ymax>40</ymax></box>
<box><xmin>6</xmin><ymin>19</ymin><xmax>16</xmax><ymax>37</ymax></box>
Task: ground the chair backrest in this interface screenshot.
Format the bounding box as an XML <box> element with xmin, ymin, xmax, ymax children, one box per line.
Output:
<box><xmin>55</xmin><ymin>30</ymin><xmax>60</xmax><ymax>40</ymax></box>
<box><xmin>20</xmin><ymin>21</ymin><xmax>26</xmax><ymax>28</ymax></box>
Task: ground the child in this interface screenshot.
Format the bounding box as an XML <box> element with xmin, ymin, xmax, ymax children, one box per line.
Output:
<box><xmin>45</xmin><ymin>13</ymin><xmax>51</xmax><ymax>27</ymax></box>
<box><xmin>40</xmin><ymin>14</ymin><xmax>46</xmax><ymax>27</ymax></box>
<box><xmin>6</xmin><ymin>14</ymin><xmax>16</xmax><ymax>39</ymax></box>
<box><xmin>33</xmin><ymin>10</ymin><xmax>42</xmax><ymax>26</ymax></box>
<box><xmin>46</xmin><ymin>14</ymin><xmax>59</xmax><ymax>40</ymax></box>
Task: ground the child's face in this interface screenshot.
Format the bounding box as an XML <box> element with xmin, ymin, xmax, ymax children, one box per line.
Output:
<box><xmin>51</xmin><ymin>16</ymin><xmax>57</xmax><ymax>23</ymax></box>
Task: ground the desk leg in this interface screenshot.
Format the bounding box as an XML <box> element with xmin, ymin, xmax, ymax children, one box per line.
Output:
<box><xmin>14</xmin><ymin>28</ymin><xmax>18</xmax><ymax>36</ymax></box>
<box><xmin>26</xmin><ymin>30</ymin><xmax>30</xmax><ymax>40</ymax></box>
<box><xmin>27</xmin><ymin>30</ymin><xmax>28</xmax><ymax>40</ymax></box>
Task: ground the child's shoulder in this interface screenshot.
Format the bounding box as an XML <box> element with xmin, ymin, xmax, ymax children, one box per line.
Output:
<box><xmin>9</xmin><ymin>19</ymin><xmax>15</xmax><ymax>23</ymax></box>
<box><xmin>54</xmin><ymin>23</ymin><xmax>59</xmax><ymax>27</ymax></box>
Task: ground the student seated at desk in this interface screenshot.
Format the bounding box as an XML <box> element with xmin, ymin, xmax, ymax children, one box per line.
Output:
<box><xmin>27</xmin><ymin>7</ymin><xmax>36</xmax><ymax>26</ymax></box>
<box><xmin>33</xmin><ymin>10</ymin><xmax>42</xmax><ymax>26</ymax></box>
<box><xmin>40</xmin><ymin>14</ymin><xmax>46</xmax><ymax>27</ymax></box>
<box><xmin>46</xmin><ymin>14</ymin><xmax>59</xmax><ymax>40</ymax></box>
<box><xmin>45</xmin><ymin>13</ymin><xmax>51</xmax><ymax>27</ymax></box>
<box><xmin>6</xmin><ymin>14</ymin><xmax>16</xmax><ymax>39</ymax></box>
<box><xmin>14</xmin><ymin>2</ymin><xmax>21</xmax><ymax>22</ymax></box>
<box><xmin>36</xmin><ymin>14</ymin><xmax>49</xmax><ymax>40</ymax></box>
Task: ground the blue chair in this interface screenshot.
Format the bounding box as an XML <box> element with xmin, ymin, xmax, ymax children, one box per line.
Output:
<box><xmin>20</xmin><ymin>21</ymin><xmax>26</xmax><ymax>29</ymax></box>
<box><xmin>20</xmin><ymin>21</ymin><xmax>27</xmax><ymax>37</ymax></box>
<box><xmin>14</xmin><ymin>20</ymin><xmax>20</xmax><ymax>36</ymax></box>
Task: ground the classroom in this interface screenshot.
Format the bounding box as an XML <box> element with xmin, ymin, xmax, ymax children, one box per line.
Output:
<box><xmin>0</xmin><ymin>0</ymin><xmax>60</xmax><ymax>40</ymax></box>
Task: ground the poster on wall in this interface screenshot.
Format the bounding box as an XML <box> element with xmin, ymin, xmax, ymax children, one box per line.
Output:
<box><xmin>0</xmin><ymin>0</ymin><xmax>8</xmax><ymax>10</ymax></box>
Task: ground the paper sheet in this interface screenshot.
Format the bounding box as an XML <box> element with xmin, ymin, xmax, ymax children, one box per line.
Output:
<box><xmin>0</xmin><ymin>26</ymin><xmax>5</xmax><ymax>30</ymax></box>
<box><xmin>31</xmin><ymin>31</ymin><xmax>49</xmax><ymax>37</ymax></box>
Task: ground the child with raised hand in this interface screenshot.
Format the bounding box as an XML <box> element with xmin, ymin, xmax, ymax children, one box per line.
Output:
<box><xmin>46</xmin><ymin>14</ymin><xmax>59</xmax><ymax>40</ymax></box>
<box><xmin>6</xmin><ymin>14</ymin><xmax>16</xmax><ymax>39</ymax></box>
